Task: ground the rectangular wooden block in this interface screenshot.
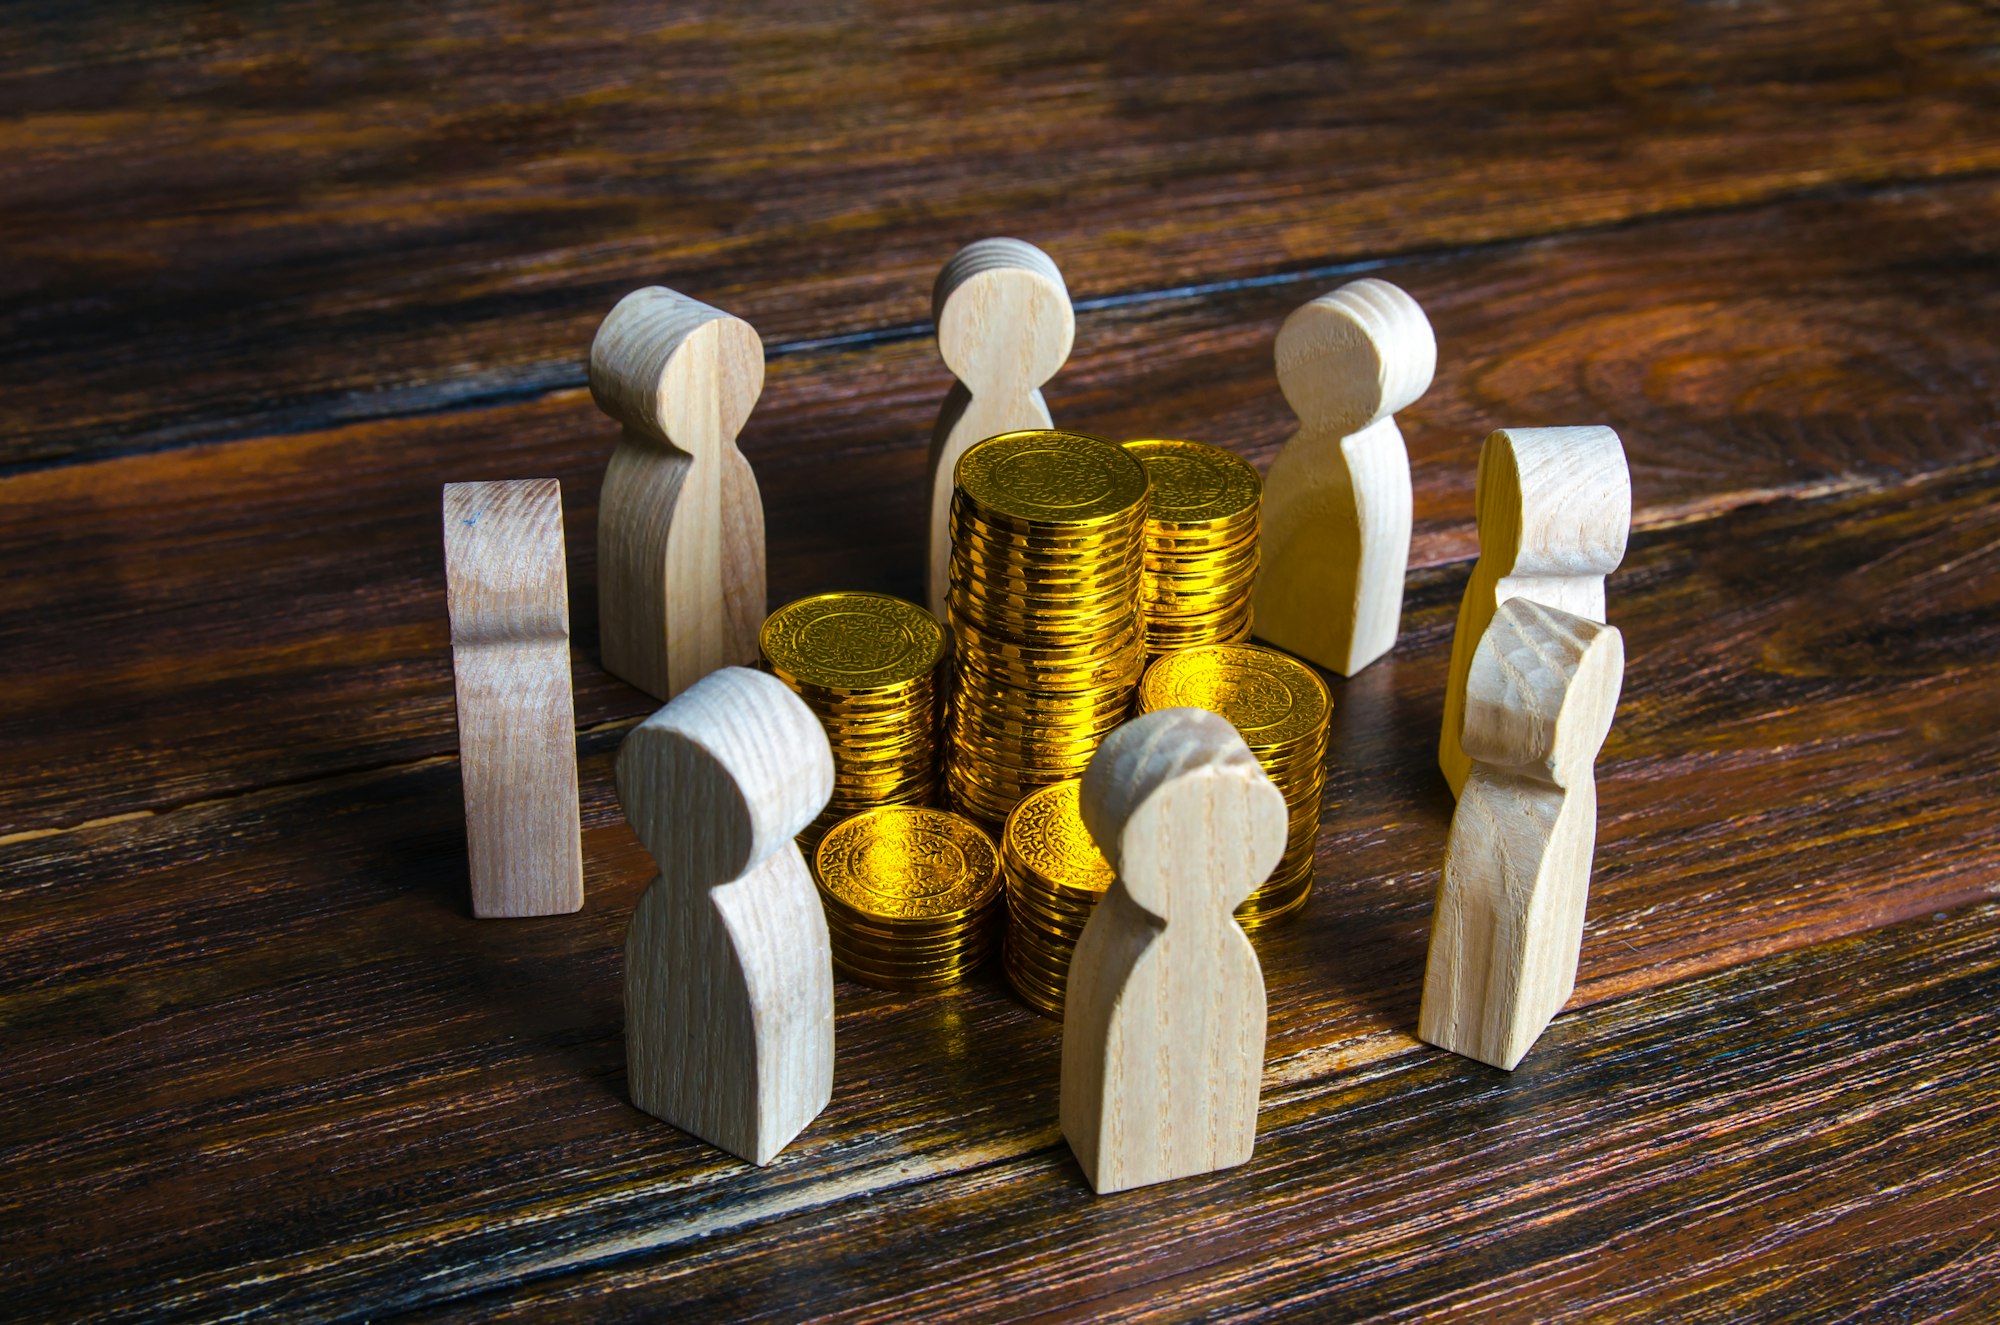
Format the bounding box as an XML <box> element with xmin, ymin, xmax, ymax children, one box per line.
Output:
<box><xmin>443</xmin><ymin>478</ymin><xmax>584</xmax><ymax>917</ymax></box>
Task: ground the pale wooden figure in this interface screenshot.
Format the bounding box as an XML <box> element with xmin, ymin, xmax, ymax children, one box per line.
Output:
<box><xmin>442</xmin><ymin>478</ymin><xmax>583</xmax><ymax>918</ymax></box>
<box><xmin>618</xmin><ymin>667</ymin><xmax>836</xmax><ymax>1165</ymax></box>
<box><xmin>1439</xmin><ymin>426</ymin><xmax>1630</xmax><ymax>797</ymax></box>
<box><xmin>926</xmin><ymin>238</ymin><xmax>1075</xmax><ymax>615</ymax></box>
<box><xmin>1255</xmin><ymin>278</ymin><xmax>1437</xmax><ymax>676</ymax></box>
<box><xmin>591</xmin><ymin>286</ymin><xmax>768</xmax><ymax>701</ymax></box>
<box><xmin>1419</xmin><ymin>598</ymin><xmax>1624</xmax><ymax>1071</ymax></box>
<box><xmin>1062</xmin><ymin>708</ymin><xmax>1289</xmax><ymax>1195</ymax></box>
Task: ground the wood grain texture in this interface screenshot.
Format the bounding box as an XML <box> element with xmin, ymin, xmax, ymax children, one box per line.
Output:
<box><xmin>1</xmin><ymin>465</ymin><xmax>1993</xmax><ymax>1320</ymax></box>
<box><xmin>590</xmin><ymin>287</ymin><xmax>767</xmax><ymax>700</ymax></box>
<box><xmin>1421</xmin><ymin>600</ymin><xmax>1625</xmax><ymax>1070</ymax></box>
<box><xmin>442</xmin><ymin>478</ymin><xmax>583</xmax><ymax>918</ymax></box>
<box><xmin>1438</xmin><ymin>425</ymin><xmax>1631</xmax><ymax>795</ymax></box>
<box><xmin>443</xmin><ymin>901</ymin><xmax>2000</xmax><ymax>1322</ymax></box>
<box><xmin>4</xmin><ymin>0</ymin><xmax>1998</xmax><ymax>466</ymax></box>
<box><xmin>0</xmin><ymin>179</ymin><xmax>1994</xmax><ymax>837</ymax></box>
<box><xmin>1063</xmin><ymin>709</ymin><xmax>1286</xmax><ymax>1193</ymax></box>
<box><xmin>617</xmin><ymin>667</ymin><xmax>835</xmax><ymax>1165</ymax></box>
<box><xmin>927</xmin><ymin>238</ymin><xmax>1073</xmax><ymax>616</ymax></box>
<box><xmin>1255</xmin><ymin>277</ymin><xmax>1436</xmax><ymax>675</ymax></box>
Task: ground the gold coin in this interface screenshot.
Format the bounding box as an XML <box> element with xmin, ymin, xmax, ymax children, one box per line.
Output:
<box><xmin>955</xmin><ymin>430</ymin><xmax>1150</xmax><ymax>530</ymax></box>
<box><xmin>1123</xmin><ymin>439</ymin><xmax>1262</xmax><ymax>530</ymax></box>
<box><xmin>761</xmin><ymin>592</ymin><xmax>945</xmax><ymax>693</ymax></box>
<box><xmin>1138</xmin><ymin>643</ymin><xmax>1332</xmax><ymax>751</ymax></box>
<box><xmin>1003</xmin><ymin>780</ymin><xmax>1114</xmax><ymax>901</ymax></box>
<box><xmin>814</xmin><ymin>806</ymin><xmax>1001</xmax><ymax>922</ymax></box>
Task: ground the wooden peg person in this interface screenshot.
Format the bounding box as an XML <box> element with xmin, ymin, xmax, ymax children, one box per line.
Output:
<box><xmin>1062</xmin><ymin>707</ymin><xmax>1289</xmax><ymax>1195</ymax></box>
<box><xmin>926</xmin><ymin>238</ymin><xmax>1075</xmax><ymax>616</ymax></box>
<box><xmin>442</xmin><ymin>478</ymin><xmax>583</xmax><ymax>918</ymax></box>
<box><xmin>619</xmin><ymin>666</ymin><xmax>836</xmax><ymax>1165</ymax></box>
<box><xmin>1419</xmin><ymin>598</ymin><xmax>1624</xmax><ymax>1071</ymax></box>
<box><xmin>1439</xmin><ymin>425</ymin><xmax>1630</xmax><ymax>796</ymax></box>
<box><xmin>1254</xmin><ymin>278</ymin><xmax>1437</xmax><ymax>676</ymax></box>
<box><xmin>591</xmin><ymin>286</ymin><xmax>768</xmax><ymax>701</ymax></box>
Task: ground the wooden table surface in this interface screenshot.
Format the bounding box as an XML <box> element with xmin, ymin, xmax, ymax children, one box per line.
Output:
<box><xmin>4</xmin><ymin>4</ymin><xmax>1997</xmax><ymax>1320</ymax></box>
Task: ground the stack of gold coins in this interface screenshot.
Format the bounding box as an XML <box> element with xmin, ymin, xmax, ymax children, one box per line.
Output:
<box><xmin>1136</xmin><ymin>643</ymin><xmax>1330</xmax><ymax>927</ymax></box>
<box><xmin>760</xmin><ymin>592</ymin><xmax>946</xmax><ymax>846</ymax></box>
<box><xmin>946</xmin><ymin>429</ymin><xmax>1150</xmax><ymax>825</ymax></box>
<box><xmin>1123</xmin><ymin>439</ymin><xmax>1262</xmax><ymax>656</ymax></box>
<box><xmin>1000</xmin><ymin>779</ymin><xmax>1115</xmax><ymax>1018</ymax></box>
<box><xmin>813</xmin><ymin>806</ymin><xmax>1003</xmax><ymax>990</ymax></box>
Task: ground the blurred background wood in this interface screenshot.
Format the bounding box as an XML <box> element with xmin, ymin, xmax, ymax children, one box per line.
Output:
<box><xmin>0</xmin><ymin>2</ymin><xmax>1995</xmax><ymax>1319</ymax></box>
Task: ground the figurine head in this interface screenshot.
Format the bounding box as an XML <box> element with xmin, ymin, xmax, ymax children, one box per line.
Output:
<box><xmin>1275</xmin><ymin>277</ymin><xmax>1435</xmax><ymax>436</ymax></box>
<box><xmin>615</xmin><ymin>667</ymin><xmax>834</xmax><ymax>883</ymax></box>
<box><xmin>1080</xmin><ymin>707</ymin><xmax>1288</xmax><ymax>921</ymax></box>
<box><xmin>590</xmin><ymin>287</ymin><xmax>765</xmax><ymax>454</ymax></box>
<box><xmin>933</xmin><ymin>238</ymin><xmax>1075</xmax><ymax>393</ymax></box>
<box><xmin>1474</xmin><ymin>426</ymin><xmax>1631</xmax><ymax>580</ymax></box>
<box><xmin>1462</xmin><ymin>598</ymin><xmax>1624</xmax><ymax>787</ymax></box>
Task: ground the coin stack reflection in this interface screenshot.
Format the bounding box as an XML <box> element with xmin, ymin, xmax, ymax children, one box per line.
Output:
<box><xmin>1136</xmin><ymin>643</ymin><xmax>1331</xmax><ymax>926</ymax></box>
<box><xmin>760</xmin><ymin>592</ymin><xmax>946</xmax><ymax>846</ymax></box>
<box><xmin>1000</xmin><ymin>779</ymin><xmax>1115</xmax><ymax>1017</ymax></box>
<box><xmin>946</xmin><ymin>429</ymin><xmax>1150</xmax><ymax>825</ymax></box>
<box><xmin>1122</xmin><ymin>439</ymin><xmax>1262</xmax><ymax>656</ymax></box>
<box><xmin>813</xmin><ymin>806</ymin><xmax>1002</xmax><ymax>990</ymax></box>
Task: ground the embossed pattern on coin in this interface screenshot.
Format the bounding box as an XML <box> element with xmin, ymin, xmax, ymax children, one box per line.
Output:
<box><xmin>813</xmin><ymin>805</ymin><xmax>1002</xmax><ymax>991</ymax></box>
<box><xmin>948</xmin><ymin>429</ymin><xmax>1149</xmax><ymax>824</ymax></box>
<box><xmin>956</xmin><ymin>429</ymin><xmax>1150</xmax><ymax>527</ymax></box>
<box><xmin>1001</xmin><ymin>779</ymin><xmax>1116</xmax><ymax>1018</ymax></box>
<box><xmin>1140</xmin><ymin>644</ymin><xmax>1328</xmax><ymax>748</ymax></box>
<box><xmin>1124</xmin><ymin>439</ymin><xmax>1262</xmax><ymax>655</ymax></box>
<box><xmin>761</xmin><ymin>592</ymin><xmax>946</xmax><ymax>847</ymax></box>
<box><xmin>1137</xmin><ymin>642</ymin><xmax>1330</xmax><ymax>929</ymax></box>
<box><xmin>762</xmin><ymin>592</ymin><xmax>945</xmax><ymax>690</ymax></box>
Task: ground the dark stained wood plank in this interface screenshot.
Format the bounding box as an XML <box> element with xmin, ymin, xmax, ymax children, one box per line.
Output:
<box><xmin>432</xmin><ymin>901</ymin><xmax>2000</xmax><ymax>1324</ymax></box>
<box><xmin>4</xmin><ymin>0</ymin><xmax>1997</xmax><ymax>466</ymax></box>
<box><xmin>1</xmin><ymin>467</ymin><xmax>1994</xmax><ymax>1321</ymax></box>
<box><xmin>2</xmin><ymin>178</ymin><xmax>1995</xmax><ymax>835</ymax></box>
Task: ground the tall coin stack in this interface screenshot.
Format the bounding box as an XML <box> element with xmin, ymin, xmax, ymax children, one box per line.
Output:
<box><xmin>813</xmin><ymin>806</ymin><xmax>1003</xmax><ymax>990</ymax></box>
<box><xmin>1000</xmin><ymin>779</ymin><xmax>1115</xmax><ymax>1018</ymax></box>
<box><xmin>760</xmin><ymin>592</ymin><xmax>947</xmax><ymax>846</ymax></box>
<box><xmin>945</xmin><ymin>429</ymin><xmax>1150</xmax><ymax>825</ymax></box>
<box><xmin>1136</xmin><ymin>642</ymin><xmax>1331</xmax><ymax>927</ymax></box>
<box><xmin>1123</xmin><ymin>439</ymin><xmax>1262</xmax><ymax>656</ymax></box>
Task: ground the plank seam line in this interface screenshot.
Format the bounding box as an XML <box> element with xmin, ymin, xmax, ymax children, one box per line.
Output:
<box><xmin>5</xmin><ymin>165</ymin><xmax>1995</xmax><ymax>482</ymax></box>
<box><xmin>362</xmin><ymin>902</ymin><xmax>2000</xmax><ymax>1321</ymax></box>
<box><xmin>10</xmin><ymin>454</ymin><xmax>1998</xmax><ymax>848</ymax></box>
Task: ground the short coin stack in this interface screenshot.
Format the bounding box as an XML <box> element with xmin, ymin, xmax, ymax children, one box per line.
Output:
<box><xmin>1000</xmin><ymin>779</ymin><xmax>1116</xmax><ymax>1017</ymax></box>
<box><xmin>1137</xmin><ymin>643</ymin><xmax>1331</xmax><ymax>927</ymax></box>
<box><xmin>760</xmin><ymin>592</ymin><xmax>946</xmax><ymax>846</ymax></box>
<box><xmin>1123</xmin><ymin>439</ymin><xmax>1262</xmax><ymax>656</ymax></box>
<box><xmin>946</xmin><ymin>429</ymin><xmax>1150</xmax><ymax>825</ymax></box>
<box><xmin>813</xmin><ymin>806</ymin><xmax>1002</xmax><ymax>990</ymax></box>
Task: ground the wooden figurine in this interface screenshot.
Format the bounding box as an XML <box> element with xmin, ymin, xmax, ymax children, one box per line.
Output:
<box><xmin>591</xmin><ymin>286</ymin><xmax>768</xmax><ymax>701</ymax></box>
<box><xmin>618</xmin><ymin>666</ymin><xmax>836</xmax><ymax>1165</ymax></box>
<box><xmin>442</xmin><ymin>478</ymin><xmax>584</xmax><ymax>918</ymax></box>
<box><xmin>1438</xmin><ymin>425</ymin><xmax>1630</xmax><ymax>797</ymax></box>
<box><xmin>1419</xmin><ymin>597</ymin><xmax>1625</xmax><ymax>1071</ymax></box>
<box><xmin>926</xmin><ymin>238</ymin><xmax>1075</xmax><ymax>616</ymax></box>
<box><xmin>1062</xmin><ymin>707</ymin><xmax>1289</xmax><ymax>1195</ymax></box>
<box><xmin>1253</xmin><ymin>277</ymin><xmax>1437</xmax><ymax>676</ymax></box>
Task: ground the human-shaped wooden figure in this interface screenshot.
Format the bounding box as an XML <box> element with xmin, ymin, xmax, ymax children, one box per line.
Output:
<box><xmin>591</xmin><ymin>286</ymin><xmax>768</xmax><ymax>701</ymax></box>
<box><xmin>1061</xmin><ymin>707</ymin><xmax>1289</xmax><ymax>1195</ymax></box>
<box><xmin>618</xmin><ymin>666</ymin><xmax>836</xmax><ymax>1165</ymax></box>
<box><xmin>1254</xmin><ymin>278</ymin><xmax>1436</xmax><ymax>676</ymax></box>
<box><xmin>1439</xmin><ymin>425</ymin><xmax>1629</xmax><ymax>796</ymax></box>
<box><xmin>926</xmin><ymin>237</ymin><xmax>1075</xmax><ymax>616</ymax></box>
<box><xmin>1419</xmin><ymin>597</ymin><xmax>1625</xmax><ymax>1071</ymax></box>
<box><xmin>443</xmin><ymin>478</ymin><xmax>584</xmax><ymax>918</ymax></box>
